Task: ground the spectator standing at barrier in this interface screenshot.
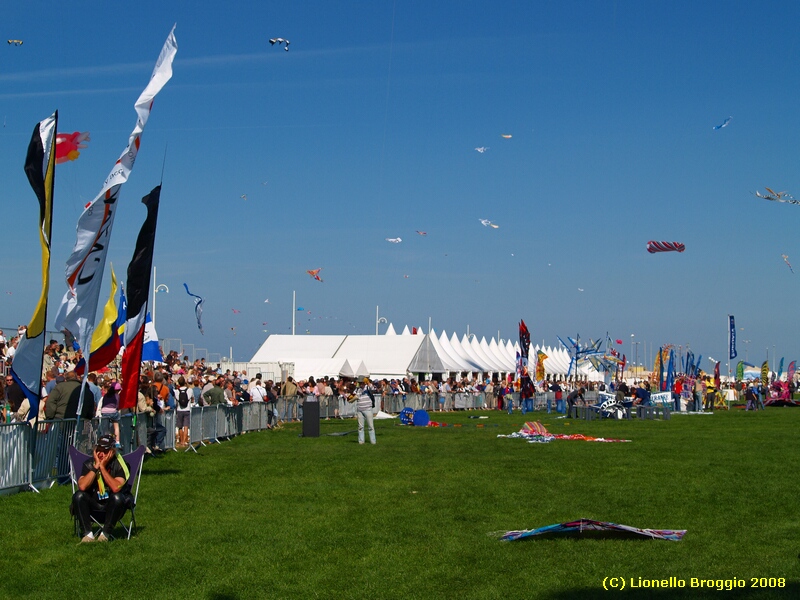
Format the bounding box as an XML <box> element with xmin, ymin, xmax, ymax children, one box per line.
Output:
<box><xmin>280</xmin><ymin>376</ymin><xmax>298</xmax><ymax>421</ymax></box>
<box><xmin>5</xmin><ymin>375</ymin><xmax>26</xmax><ymax>414</ymax></box>
<box><xmin>175</xmin><ymin>376</ymin><xmax>192</xmax><ymax>447</ymax></box>
<box><xmin>72</xmin><ymin>434</ymin><xmax>131</xmax><ymax>543</ymax></box>
<box><xmin>356</xmin><ymin>378</ymin><xmax>377</xmax><ymax>445</ymax></box>
<box><xmin>44</xmin><ymin>371</ymin><xmax>82</xmax><ymax>420</ymax></box>
<box><xmin>99</xmin><ymin>380</ymin><xmax>122</xmax><ymax>447</ymax></box>
<box><xmin>549</xmin><ymin>381</ymin><xmax>564</xmax><ymax>414</ymax></box>
<box><xmin>203</xmin><ymin>376</ymin><xmax>225</xmax><ymax>406</ymax></box>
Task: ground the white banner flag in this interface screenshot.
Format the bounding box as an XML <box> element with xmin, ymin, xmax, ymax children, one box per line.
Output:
<box><xmin>55</xmin><ymin>25</ymin><xmax>177</xmax><ymax>347</ymax></box>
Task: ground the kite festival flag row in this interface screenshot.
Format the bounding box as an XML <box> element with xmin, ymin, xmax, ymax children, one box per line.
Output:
<box><xmin>54</xmin><ymin>25</ymin><xmax>177</xmax><ymax>354</ymax></box>
<box><xmin>10</xmin><ymin>112</ymin><xmax>57</xmax><ymax>420</ymax></box>
<box><xmin>120</xmin><ymin>186</ymin><xmax>161</xmax><ymax>410</ymax></box>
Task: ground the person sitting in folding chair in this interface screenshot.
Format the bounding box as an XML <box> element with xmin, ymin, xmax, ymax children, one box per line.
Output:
<box><xmin>71</xmin><ymin>434</ymin><xmax>131</xmax><ymax>543</ymax></box>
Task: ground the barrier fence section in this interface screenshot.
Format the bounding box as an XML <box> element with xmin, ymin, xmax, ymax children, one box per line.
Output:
<box><xmin>3</xmin><ymin>390</ymin><xmax>564</xmax><ymax>496</ymax></box>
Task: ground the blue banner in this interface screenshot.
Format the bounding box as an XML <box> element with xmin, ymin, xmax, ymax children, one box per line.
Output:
<box><xmin>729</xmin><ymin>315</ymin><xmax>737</xmax><ymax>360</ymax></box>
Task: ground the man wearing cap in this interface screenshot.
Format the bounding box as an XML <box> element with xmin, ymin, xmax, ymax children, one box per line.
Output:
<box><xmin>72</xmin><ymin>435</ymin><xmax>131</xmax><ymax>542</ymax></box>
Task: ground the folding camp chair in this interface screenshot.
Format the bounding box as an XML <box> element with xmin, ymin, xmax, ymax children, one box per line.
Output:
<box><xmin>69</xmin><ymin>445</ymin><xmax>146</xmax><ymax>540</ymax></box>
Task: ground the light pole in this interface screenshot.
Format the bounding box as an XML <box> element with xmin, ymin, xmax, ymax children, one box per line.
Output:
<box><xmin>630</xmin><ymin>334</ymin><xmax>635</xmax><ymax>379</ymax></box>
<box><xmin>152</xmin><ymin>266</ymin><xmax>169</xmax><ymax>331</ymax></box>
<box><xmin>375</xmin><ymin>306</ymin><xmax>387</xmax><ymax>335</ymax></box>
<box><xmin>632</xmin><ymin>341</ymin><xmax>641</xmax><ymax>379</ymax></box>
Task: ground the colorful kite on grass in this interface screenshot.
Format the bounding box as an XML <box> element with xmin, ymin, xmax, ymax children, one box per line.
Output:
<box><xmin>183</xmin><ymin>283</ymin><xmax>205</xmax><ymax>335</ymax></box>
<box><xmin>499</xmin><ymin>519</ymin><xmax>686</xmax><ymax>542</ymax></box>
<box><xmin>782</xmin><ymin>254</ymin><xmax>794</xmax><ymax>273</ymax></box>
<box><xmin>713</xmin><ymin>116</ymin><xmax>732</xmax><ymax>130</ymax></box>
<box><xmin>55</xmin><ymin>131</ymin><xmax>90</xmax><ymax>164</ymax></box>
<box><xmin>306</xmin><ymin>268</ymin><xmax>323</xmax><ymax>282</ymax></box>
<box><xmin>647</xmin><ymin>240</ymin><xmax>685</xmax><ymax>253</ymax></box>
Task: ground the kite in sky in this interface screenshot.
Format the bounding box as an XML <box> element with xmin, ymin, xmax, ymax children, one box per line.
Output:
<box><xmin>232</xmin><ymin>309</ymin><xmax>241</xmax><ymax>314</ymax></box>
<box><xmin>500</xmin><ymin>519</ymin><xmax>686</xmax><ymax>542</ymax></box>
<box><xmin>754</xmin><ymin>187</ymin><xmax>797</xmax><ymax>204</ymax></box>
<box><xmin>55</xmin><ymin>131</ymin><xmax>90</xmax><ymax>164</ymax></box>
<box><xmin>479</xmin><ymin>219</ymin><xmax>499</xmax><ymax>228</ymax></box>
<box><xmin>647</xmin><ymin>240</ymin><xmax>685</xmax><ymax>253</ymax></box>
<box><xmin>264</xmin><ymin>298</ymin><xmax>270</xmax><ymax>303</ymax></box>
<box><xmin>713</xmin><ymin>116</ymin><xmax>732</xmax><ymax>130</ymax></box>
<box><xmin>7</xmin><ymin>40</ymin><xmax>22</xmax><ymax>46</ymax></box>
<box><xmin>269</xmin><ymin>37</ymin><xmax>290</xmax><ymax>51</ymax></box>
<box><xmin>385</xmin><ymin>237</ymin><xmax>402</xmax><ymax>243</ymax></box>
<box><xmin>500</xmin><ymin>134</ymin><xmax>512</xmax><ymax>139</ymax></box>
<box><xmin>415</xmin><ymin>230</ymin><xmax>427</xmax><ymax>236</ymax></box>
<box><xmin>240</xmin><ymin>194</ymin><xmax>247</xmax><ymax>201</ymax></box>
<box><xmin>475</xmin><ymin>147</ymin><xmax>489</xmax><ymax>153</ymax></box>
<box><xmin>183</xmin><ymin>283</ymin><xmax>205</xmax><ymax>335</ymax></box>
<box><xmin>782</xmin><ymin>254</ymin><xmax>794</xmax><ymax>274</ymax></box>
<box><xmin>306</xmin><ymin>268</ymin><xmax>323</xmax><ymax>282</ymax></box>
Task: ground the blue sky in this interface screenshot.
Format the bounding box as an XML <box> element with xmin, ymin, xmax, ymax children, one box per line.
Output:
<box><xmin>2</xmin><ymin>1</ymin><xmax>800</xmax><ymax>367</ymax></box>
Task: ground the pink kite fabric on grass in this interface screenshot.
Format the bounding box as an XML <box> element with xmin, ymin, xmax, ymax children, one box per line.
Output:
<box><xmin>497</xmin><ymin>421</ymin><xmax>631</xmax><ymax>443</ymax></box>
<box><xmin>501</xmin><ymin>519</ymin><xmax>686</xmax><ymax>542</ymax></box>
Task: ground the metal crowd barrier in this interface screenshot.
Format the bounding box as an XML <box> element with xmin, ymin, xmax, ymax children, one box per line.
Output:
<box><xmin>3</xmin><ymin>392</ymin><xmax>518</xmax><ymax>495</ymax></box>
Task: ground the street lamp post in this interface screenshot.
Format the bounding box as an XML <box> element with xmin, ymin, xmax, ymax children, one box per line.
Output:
<box><xmin>152</xmin><ymin>266</ymin><xmax>169</xmax><ymax>331</ymax></box>
<box><xmin>375</xmin><ymin>306</ymin><xmax>387</xmax><ymax>335</ymax></box>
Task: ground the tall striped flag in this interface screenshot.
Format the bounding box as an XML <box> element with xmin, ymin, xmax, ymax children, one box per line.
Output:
<box><xmin>761</xmin><ymin>360</ymin><xmax>769</xmax><ymax>386</ymax></box>
<box><xmin>788</xmin><ymin>360</ymin><xmax>796</xmax><ymax>383</ymax></box>
<box><xmin>54</xmin><ymin>26</ymin><xmax>176</xmax><ymax>352</ymax></box>
<box><xmin>74</xmin><ymin>266</ymin><xmax>125</xmax><ymax>375</ymax></box>
<box><xmin>11</xmin><ymin>112</ymin><xmax>57</xmax><ymax>420</ymax></box>
<box><xmin>120</xmin><ymin>186</ymin><xmax>161</xmax><ymax>410</ymax></box>
<box><xmin>536</xmin><ymin>350</ymin><xmax>547</xmax><ymax>383</ymax></box>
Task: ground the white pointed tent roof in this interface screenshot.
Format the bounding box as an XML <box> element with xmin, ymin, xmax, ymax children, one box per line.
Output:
<box><xmin>472</xmin><ymin>336</ymin><xmax>507</xmax><ymax>372</ymax></box>
<box><xmin>401</xmin><ymin>325</ymin><xmax>411</xmax><ymax>335</ymax></box>
<box><xmin>437</xmin><ymin>331</ymin><xmax>476</xmax><ymax>372</ymax></box>
<box><xmin>338</xmin><ymin>359</ymin><xmax>355</xmax><ymax>378</ymax></box>
<box><xmin>407</xmin><ymin>333</ymin><xmax>447</xmax><ymax>374</ymax></box>
<box><xmin>429</xmin><ymin>329</ymin><xmax>470</xmax><ymax>372</ymax></box>
<box><xmin>249</xmin><ymin>329</ymin><xmax>518</xmax><ymax>381</ymax></box>
<box><xmin>384</xmin><ymin>323</ymin><xmax>397</xmax><ymax>335</ymax></box>
<box><xmin>447</xmin><ymin>332</ymin><xmax>483</xmax><ymax>372</ymax></box>
<box><xmin>354</xmin><ymin>361</ymin><xmax>370</xmax><ymax>378</ymax></box>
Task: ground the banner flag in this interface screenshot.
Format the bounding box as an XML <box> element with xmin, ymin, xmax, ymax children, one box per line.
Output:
<box><xmin>74</xmin><ymin>266</ymin><xmax>124</xmax><ymax>374</ymax></box>
<box><xmin>11</xmin><ymin>112</ymin><xmax>57</xmax><ymax>420</ymax></box>
<box><xmin>119</xmin><ymin>186</ymin><xmax>161</xmax><ymax>409</ymax></box>
<box><xmin>54</xmin><ymin>26</ymin><xmax>176</xmax><ymax>352</ymax></box>
<box><xmin>141</xmin><ymin>312</ymin><xmax>163</xmax><ymax>363</ymax></box>
<box><xmin>728</xmin><ymin>315</ymin><xmax>737</xmax><ymax>360</ymax></box>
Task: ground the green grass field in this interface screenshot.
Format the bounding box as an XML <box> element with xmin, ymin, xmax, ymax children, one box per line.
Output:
<box><xmin>1</xmin><ymin>408</ymin><xmax>798</xmax><ymax>599</ymax></box>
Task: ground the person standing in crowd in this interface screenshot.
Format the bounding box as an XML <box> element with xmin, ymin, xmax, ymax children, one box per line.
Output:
<box><xmin>202</xmin><ymin>375</ymin><xmax>225</xmax><ymax>406</ymax></box>
<box><xmin>356</xmin><ymin>378</ymin><xmax>376</xmax><ymax>445</ymax></box>
<box><xmin>174</xmin><ymin>376</ymin><xmax>192</xmax><ymax>447</ymax></box>
<box><xmin>549</xmin><ymin>380</ymin><xmax>564</xmax><ymax>414</ymax></box>
<box><xmin>280</xmin><ymin>376</ymin><xmax>298</xmax><ymax>421</ymax></box>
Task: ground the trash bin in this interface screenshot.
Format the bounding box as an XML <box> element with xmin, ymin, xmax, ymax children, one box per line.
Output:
<box><xmin>302</xmin><ymin>400</ymin><xmax>320</xmax><ymax>437</ymax></box>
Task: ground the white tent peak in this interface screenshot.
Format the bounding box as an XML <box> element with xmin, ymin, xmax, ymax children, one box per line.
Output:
<box><xmin>384</xmin><ymin>323</ymin><xmax>397</xmax><ymax>336</ymax></box>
